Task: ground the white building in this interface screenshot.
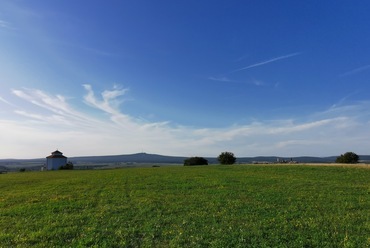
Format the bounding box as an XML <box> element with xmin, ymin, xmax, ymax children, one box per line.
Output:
<box><xmin>46</xmin><ymin>150</ymin><xmax>67</xmax><ymax>170</ymax></box>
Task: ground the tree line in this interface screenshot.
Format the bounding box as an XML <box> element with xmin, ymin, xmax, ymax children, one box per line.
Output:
<box><xmin>184</xmin><ymin>152</ymin><xmax>236</xmax><ymax>166</ymax></box>
<box><xmin>184</xmin><ymin>151</ymin><xmax>360</xmax><ymax>166</ymax></box>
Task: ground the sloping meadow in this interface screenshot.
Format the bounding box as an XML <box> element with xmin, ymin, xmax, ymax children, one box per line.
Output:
<box><xmin>0</xmin><ymin>165</ymin><xmax>369</xmax><ymax>247</ymax></box>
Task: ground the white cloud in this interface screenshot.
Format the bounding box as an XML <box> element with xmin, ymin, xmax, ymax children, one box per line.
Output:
<box><xmin>11</xmin><ymin>88</ymin><xmax>103</xmax><ymax>129</ymax></box>
<box><xmin>83</xmin><ymin>84</ymin><xmax>129</xmax><ymax>115</ymax></box>
<box><xmin>1</xmin><ymin>85</ymin><xmax>370</xmax><ymax>158</ymax></box>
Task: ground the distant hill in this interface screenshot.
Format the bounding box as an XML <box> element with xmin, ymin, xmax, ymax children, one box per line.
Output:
<box><xmin>71</xmin><ymin>153</ymin><xmax>187</xmax><ymax>164</ymax></box>
<box><xmin>1</xmin><ymin>153</ymin><xmax>369</xmax><ymax>171</ymax></box>
<box><xmin>70</xmin><ymin>154</ymin><xmax>370</xmax><ymax>164</ymax></box>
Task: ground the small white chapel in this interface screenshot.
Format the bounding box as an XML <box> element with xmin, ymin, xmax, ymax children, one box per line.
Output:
<box><xmin>46</xmin><ymin>150</ymin><xmax>67</xmax><ymax>170</ymax></box>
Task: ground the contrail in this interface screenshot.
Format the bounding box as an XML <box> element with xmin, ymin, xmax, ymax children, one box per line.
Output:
<box><xmin>232</xmin><ymin>52</ymin><xmax>301</xmax><ymax>73</ymax></box>
<box><xmin>340</xmin><ymin>64</ymin><xmax>370</xmax><ymax>77</ymax></box>
<box><xmin>0</xmin><ymin>96</ymin><xmax>17</xmax><ymax>107</ymax></box>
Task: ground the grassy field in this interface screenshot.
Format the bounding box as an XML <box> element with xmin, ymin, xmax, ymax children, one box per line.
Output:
<box><xmin>0</xmin><ymin>165</ymin><xmax>369</xmax><ymax>247</ymax></box>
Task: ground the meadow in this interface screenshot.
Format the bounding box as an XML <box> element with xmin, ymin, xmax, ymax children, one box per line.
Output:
<box><xmin>0</xmin><ymin>165</ymin><xmax>369</xmax><ymax>247</ymax></box>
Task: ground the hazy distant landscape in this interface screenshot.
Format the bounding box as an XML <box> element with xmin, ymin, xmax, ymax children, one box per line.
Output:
<box><xmin>1</xmin><ymin>152</ymin><xmax>370</xmax><ymax>172</ymax></box>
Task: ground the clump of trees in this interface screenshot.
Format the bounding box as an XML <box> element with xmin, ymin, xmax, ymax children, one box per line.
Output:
<box><xmin>59</xmin><ymin>161</ymin><xmax>74</xmax><ymax>170</ymax></box>
<box><xmin>335</xmin><ymin>152</ymin><xmax>359</xmax><ymax>164</ymax></box>
<box><xmin>184</xmin><ymin>157</ymin><xmax>208</xmax><ymax>166</ymax></box>
<box><xmin>218</xmin><ymin>151</ymin><xmax>236</xmax><ymax>165</ymax></box>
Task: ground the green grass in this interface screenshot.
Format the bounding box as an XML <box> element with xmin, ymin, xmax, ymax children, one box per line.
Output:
<box><xmin>0</xmin><ymin>165</ymin><xmax>369</xmax><ymax>247</ymax></box>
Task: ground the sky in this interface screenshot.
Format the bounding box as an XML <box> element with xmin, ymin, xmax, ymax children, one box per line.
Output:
<box><xmin>1</xmin><ymin>0</ymin><xmax>370</xmax><ymax>159</ymax></box>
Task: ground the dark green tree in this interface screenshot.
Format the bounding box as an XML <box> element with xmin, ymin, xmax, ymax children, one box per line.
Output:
<box><xmin>184</xmin><ymin>157</ymin><xmax>208</xmax><ymax>166</ymax></box>
<box><xmin>217</xmin><ymin>151</ymin><xmax>236</xmax><ymax>165</ymax></box>
<box><xmin>335</xmin><ymin>152</ymin><xmax>359</xmax><ymax>164</ymax></box>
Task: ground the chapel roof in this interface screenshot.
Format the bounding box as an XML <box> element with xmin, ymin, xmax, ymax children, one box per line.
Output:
<box><xmin>46</xmin><ymin>150</ymin><xmax>67</xmax><ymax>158</ymax></box>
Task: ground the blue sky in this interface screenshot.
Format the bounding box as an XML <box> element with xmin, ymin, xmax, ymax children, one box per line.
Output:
<box><xmin>1</xmin><ymin>0</ymin><xmax>370</xmax><ymax>159</ymax></box>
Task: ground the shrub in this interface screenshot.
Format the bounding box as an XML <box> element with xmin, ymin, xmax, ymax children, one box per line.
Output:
<box><xmin>336</xmin><ymin>152</ymin><xmax>359</xmax><ymax>164</ymax></box>
<box><xmin>59</xmin><ymin>161</ymin><xmax>74</xmax><ymax>170</ymax></box>
<box><xmin>217</xmin><ymin>151</ymin><xmax>236</xmax><ymax>165</ymax></box>
<box><xmin>184</xmin><ymin>157</ymin><xmax>208</xmax><ymax>166</ymax></box>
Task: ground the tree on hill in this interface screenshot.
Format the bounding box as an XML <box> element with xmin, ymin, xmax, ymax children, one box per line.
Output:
<box><xmin>335</xmin><ymin>152</ymin><xmax>359</xmax><ymax>164</ymax></box>
<box><xmin>184</xmin><ymin>157</ymin><xmax>208</xmax><ymax>166</ymax></box>
<box><xmin>218</xmin><ymin>151</ymin><xmax>236</xmax><ymax>165</ymax></box>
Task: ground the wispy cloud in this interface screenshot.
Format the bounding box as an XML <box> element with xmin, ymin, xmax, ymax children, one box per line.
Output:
<box><xmin>0</xmin><ymin>19</ymin><xmax>14</xmax><ymax>29</ymax></box>
<box><xmin>208</xmin><ymin>76</ymin><xmax>235</xmax><ymax>82</ymax></box>
<box><xmin>232</xmin><ymin>52</ymin><xmax>302</xmax><ymax>73</ymax></box>
<box><xmin>233</xmin><ymin>54</ymin><xmax>248</xmax><ymax>62</ymax></box>
<box><xmin>83</xmin><ymin>84</ymin><xmax>128</xmax><ymax>115</ymax></box>
<box><xmin>251</xmin><ymin>79</ymin><xmax>264</xmax><ymax>86</ymax></box>
<box><xmin>315</xmin><ymin>98</ymin><xmax>370</xmax><ymax>122</ymax></box>
<box><xmin>1</xmin><ymin>85</ymin><xmax>370</xmax><ymax>158</ymax></box>
<box><xmin>81</xmin><ymin>46</ymin><xmax>117</xmax><ymax>57</ymax></box>
<box><xmin>208</xmin><ymin>77</ymin><xmax>265</xmax><ymax>87</ymax></box>
<box><xmin>329</xmin><ymin>92</ymin><xmax>359</xmax><ymax>109</ymax></box>
<box><xmin>11</xmin><ymin>88</ymin><xmax>105</xmax><ymax>129</ymax></box>
<box><xmin>0</xmin><ymin>96</ymin><xmax>16</xmax><ymax>107</ymax></box>
<box><xmin>267</xmin><ymin>118</ymin><xmax>346</xmax><ymax>134</ymax></box>
<box><xmin>208</xmin><ymin>52</ymin><xmax>301</xmax><ymax>86</ymax></box>
<box><xmin>340</xmin><ymin>64</ymin><xmax>370</xmax><ymax>77</ymax></box>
